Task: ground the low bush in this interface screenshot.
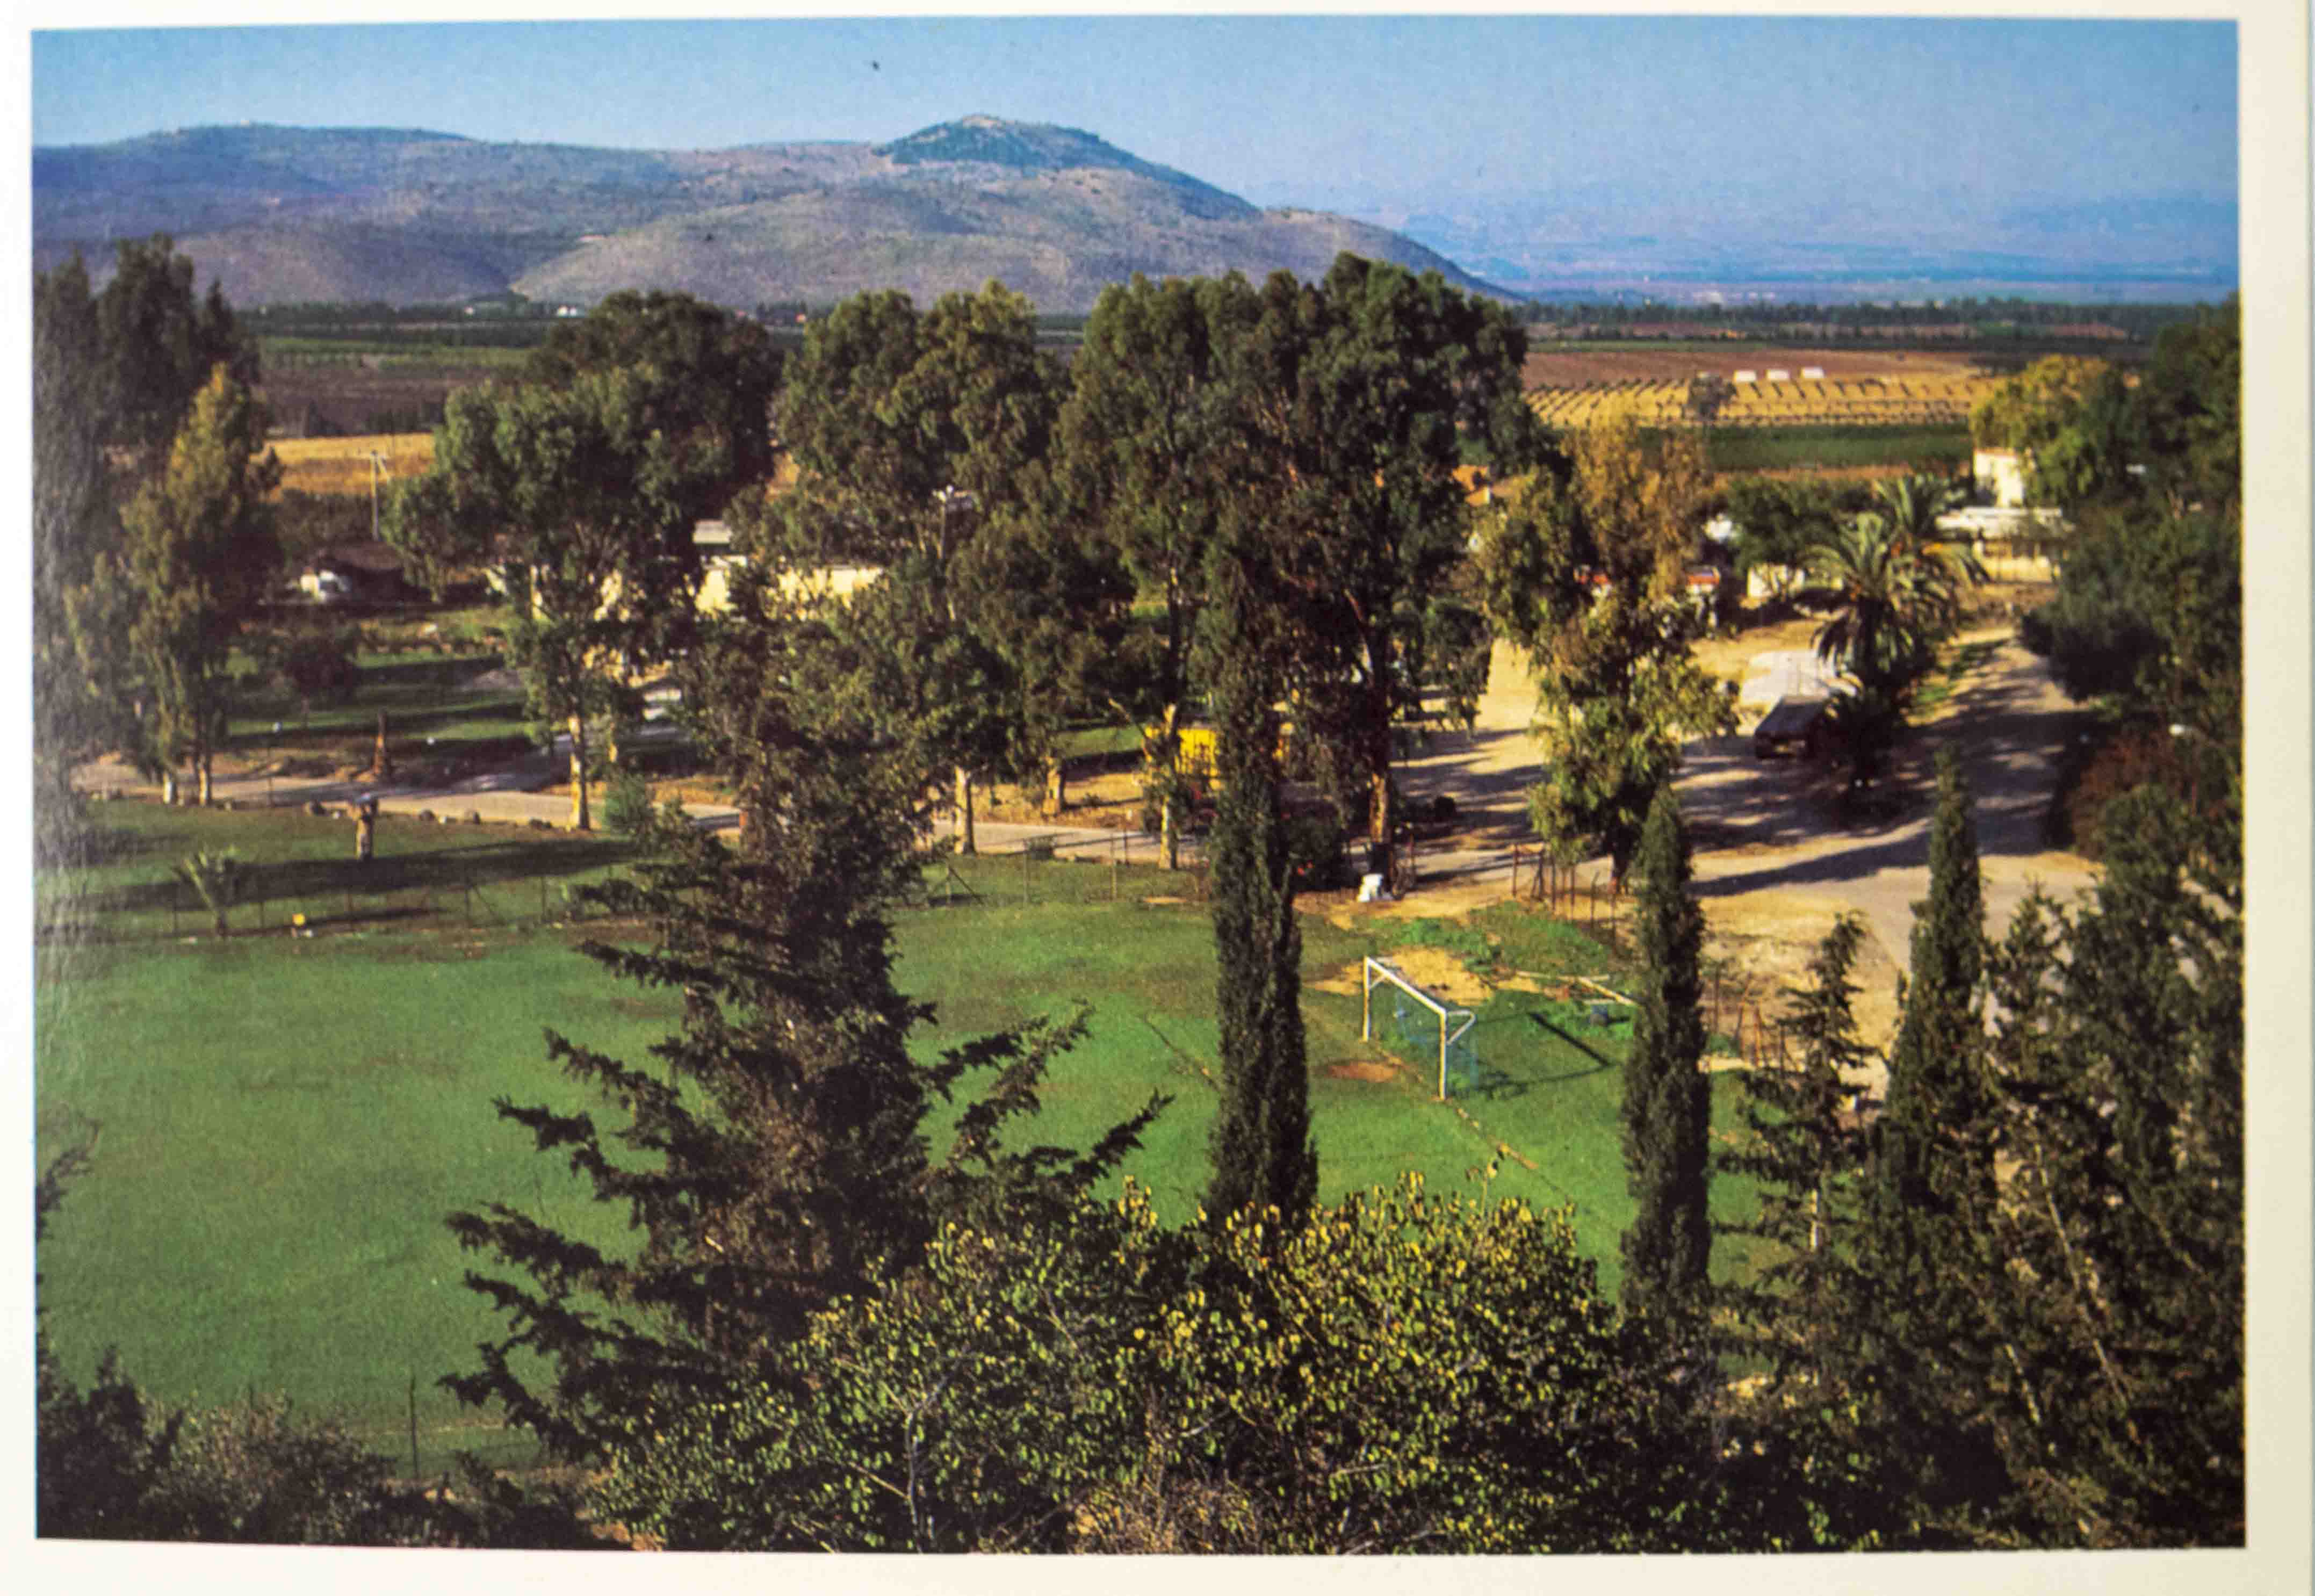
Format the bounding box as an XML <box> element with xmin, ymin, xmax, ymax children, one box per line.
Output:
<box><xmin>600</xmin><ymin>767</ymin><xmax>657</xmax><ymax>839</ymax></box>
<box><xmin>1285</xmin><ymin>812</ymin><xmax>1350</xmax><ymax>890</ymax></box>
<box><xmin>2047</xmin><ymin>722</ymin><xmax>2204</xmax><ymax>858</ymax></box>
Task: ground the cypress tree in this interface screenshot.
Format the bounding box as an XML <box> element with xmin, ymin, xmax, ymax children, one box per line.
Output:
<box><xmin>1199</xmin><ymin>543</ymin><xmax>1317</xmax><ymax>1225</ymax></box>
<box><xmin>1715</xmin><ymin>915</ymin><xmax>1895</xmax><ymax>1546</ymax></box>
<box><xmin>1871</xmin><ymin>747</ymin><xmax>1991</xmax><ymax>1264</ymax></box>
<box><xmin>1619</xmin><ymin>784</ymin><xmax>1711</xmax><ymax>1321</ymax></box>
<box><xmin>1859</xmin><ymin>745</ymin><xmax>2007</xmax><ymax>1540</ymax></box>
<box><xmin>1974</xmin><ymin>789</ymin><xmax>2244</xmax><ymax>1544</ymax></box>
<box><xmin>1719</xmin><ymin>915</ymin><xmax>1874</xmax><ymax>1367</ymax></box>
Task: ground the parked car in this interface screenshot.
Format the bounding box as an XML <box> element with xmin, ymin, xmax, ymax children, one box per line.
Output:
<box><xmin>1753</xmin><ymin>695</ymin><xmax>1832</xmax><ymax>760</ymax></box>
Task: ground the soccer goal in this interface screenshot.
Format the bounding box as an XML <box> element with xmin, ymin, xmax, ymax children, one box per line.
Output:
<box><xmin>1362</xmin><ymin>957</ymin><xmax>1477</xmax><ymax>1101</ymax></box>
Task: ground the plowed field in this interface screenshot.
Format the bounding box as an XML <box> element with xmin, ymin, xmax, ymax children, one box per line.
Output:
<box><xmin>1520</xmin><ymin>345</ymin><xmax>1988</xmax><ymax>388</ymax></box>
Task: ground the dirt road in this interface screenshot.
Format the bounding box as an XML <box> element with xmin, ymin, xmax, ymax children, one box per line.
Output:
<box><xmin>1391</xmin><ymin>625</ymin><xmax>2101</xmax><ymax>1053</ymax></box>
<box><xmin>76</xmin><ymin>615</ymin><xmax>2099</xmax><ymax>1062</ymax></box>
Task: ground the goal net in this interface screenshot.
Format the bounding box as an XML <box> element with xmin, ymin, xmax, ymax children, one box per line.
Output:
<box><xmin>1361</xmin><ymin>957</ymin><xmax>1478</xmax><ymax>1101</ymax></box>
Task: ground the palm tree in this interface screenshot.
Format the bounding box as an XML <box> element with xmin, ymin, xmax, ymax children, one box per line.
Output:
<box><xmin>1867</xmin><ymin>471</ymin><xmax>1968</xmax><ymax>557</ymax></box>
<box><xmin>172</xmin><ymin>848</ymin><xmax>247</xmax><ymax>938</ymax></box>
<box><xmin>1808</xmin><ymin>510</ymin><xmax>1980</xmax><ymax>700</ymax></box>
<box><xmin>1808</xmin><ymin>501</ymin><xmax>1984</xmax><ymax>789</ymax></box>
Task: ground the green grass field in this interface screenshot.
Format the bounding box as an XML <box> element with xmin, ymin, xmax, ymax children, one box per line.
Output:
<box><xmin>36</xmin><ymin>802</ymin><xmax>631</xmax><ymax>945</ymax></box>
<box><xmin>257</xmin><ymin>337</ymin><xmax>540</xmax><ymax>371</ymax></box>
<box><xmin>1705</xmin><ymin>423</ymin><xmax>1971</xmax><ymax>474</ymax></box>
<box><xmin>36</xmin><ymin>816</ymin><xmax>1762</xmax><ymax>1476</ymax></box>
<box><xmin>225</xmin><ymin>654</ymin><xmax>533</xmax><ymax>758</ymax></box>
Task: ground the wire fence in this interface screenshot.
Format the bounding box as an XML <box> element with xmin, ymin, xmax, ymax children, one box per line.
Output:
<box><xmin>907</xmin><ymin>831</ymin><xmax>1219</xmax><ymax>911</ymax></box>
<box><xmin>1506</xmin><ymin>848</ymin><xmax>1632</xmax><ymax>953</ymax></box>
<box><xmin>1505</xmin><ymin>845</ymin><xmax>1804</xmax><ymax>1070</ymax></box>
<box><xmin>34</xmin><ymin>858</ymin><xmax>627</xmax><ymax>948</ymax></box>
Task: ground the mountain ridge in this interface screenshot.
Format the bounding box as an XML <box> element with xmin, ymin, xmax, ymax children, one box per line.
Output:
<box><xmin>33</xmin><ymin>116</ymin><xmax>1509</xmax><ymax>312</ymax></box>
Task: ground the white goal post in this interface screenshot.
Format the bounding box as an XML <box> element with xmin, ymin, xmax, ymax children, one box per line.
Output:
<box><xmin>1362</xmin><ymin>957</ymin><xmax>1476</xmax><ymax>1102</ymax></box>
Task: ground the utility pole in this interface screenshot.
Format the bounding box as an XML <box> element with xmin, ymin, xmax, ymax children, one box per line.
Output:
<box><xmin>368</xmin><ymin>451</ymin><xmax>390</xmax><ymax>543</ymax></box>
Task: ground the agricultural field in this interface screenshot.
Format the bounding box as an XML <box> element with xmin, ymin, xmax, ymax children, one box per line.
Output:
<box><xmin>257</xmin><ymin>351</ymin><xmax>509</xmax><ymax>440</ymax></box>
<box><xmin>268</xmin><ymin>432</ymin><xmax>436</xmax><ymax>498</ymax></box>
<box><xmin>1704</xmin><ymin>424</ymin><xmax>1971</xmax><ymax>474</ymax></box>
<box><xmin>1529</xmin><ymin>370</ymin><xmax>1999</xmax><ymax>433</ymax></box>
<box><xmin>1520</xmin><ymin>344</ymin><xmax>1988</xmax><ymax>388</ymax></box>
<box><xmin>34</xmin><ymin>810</ymin><xmax>1762</xmax><ymax>1477</ymax></box>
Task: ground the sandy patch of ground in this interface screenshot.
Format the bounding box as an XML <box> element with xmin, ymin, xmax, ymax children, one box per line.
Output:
<box><xmin>980</xmin><ymin>768</ymin><xmax>1145</xmax><ymax>830</ymax></box>
<box><xmin>1697</xmin><ymin>887</ymin><xmax>1905</xmax><ymax>1053</ymax></box>
<box><xmin>1318</xmin><ymin>878</ymin><xmax>1514</xmax><ymax>930</ymax></box>
<box><xmin>1690</xmin><ymin>613</ymin><xmax>1829</xmax><ymax>688</ymax></box>
<box><xmin>1310</xmin><ymin>944</ymin><xmax>1496</xmax><ymax>1009</ymax></box>
<box><xmin>1326</xmin><ymin>1059</ymin><xmax>1403</xmax><ymax>1083</ymax></box>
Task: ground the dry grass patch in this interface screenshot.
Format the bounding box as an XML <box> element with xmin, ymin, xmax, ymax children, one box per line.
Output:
<box><xmin>1312</xmin><ymin>944</ymin><xmax>1495</xmax><ymax>1010</ymax></box>
<box><xmin>268</xmin><ymin>432</ymin><xmax>435</xmax><ymax>498</ymax></box>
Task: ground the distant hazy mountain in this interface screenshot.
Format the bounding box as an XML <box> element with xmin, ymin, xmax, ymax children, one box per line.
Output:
<box><xmin>32</xmin><ymin>116</ymin><xmax>1506</xmax><ymax>312</ymax></box>
<box><xmin>1278</xmin><ymin>180</ymin><xmax>2238</xmax><ymax>304</ymax></box>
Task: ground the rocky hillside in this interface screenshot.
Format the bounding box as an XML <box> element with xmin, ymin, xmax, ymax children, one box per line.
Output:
<box><xmin>35</xmin><ymin>115</ymin><xmax>1506</xmax><ymax>312</ymax></box>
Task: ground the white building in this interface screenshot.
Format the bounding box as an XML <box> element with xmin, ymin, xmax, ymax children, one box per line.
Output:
<box><xmin>1973</xmin><ymin>447</ymin><xmax>2030</xmax><ymax>508</ymax></box>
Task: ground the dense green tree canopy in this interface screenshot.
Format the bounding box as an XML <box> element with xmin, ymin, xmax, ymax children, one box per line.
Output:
<box><xmin>1226</xmin><ymin>256</ymin><xmax>1539</xmax><ymax>846</ymax></box>
<box><xmin>1057</xmin><ymin>272</ymin><xmax>1264</xmax><ymax>860</ymax></box>
<box><xmin>35</xmin><ymin>237</ymin><xmax>261</xmax><ymax>837</ymax></box>
<box><xmin>758</xmin><ymin>280</ymin><xmax>1078</xmax><ymax>848</ymax></box>
<box><xmin>93</xmin><ymin>233</ymin><xmax>259</xmax><ymax>466</ymax></box>
<box><xmin>590</xmin><ymin>1177</ymin><xmax>1692</xmax><ymax>1554</ymax></box>
<box><xmin>1476</xmin><ymin>415</ymin><xmax>1736</xmax><ymax>877</ymax></box>
<box><xmin>769</xmin><ymin>280</ymin><xmax>1062</xmax><ymax>570</ymax></box>
<box><xmin>389</xmin><ymin>370</ymin><xmax>704</xmax><ymax>826</ymax></box>
<box><xmin>524</xmin><ymin>288</ymin><xmax>784</xmax><ymax>521</ymax></box>
<box><xmin>92</xmin><ymin>368</ymin><xmax>282</xmax><ymax>801</ymax></box>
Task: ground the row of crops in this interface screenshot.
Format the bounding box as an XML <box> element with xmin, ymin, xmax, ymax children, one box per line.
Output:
<box><xmin>1528</xmin><ymin>374</ymin><xmax>1999</xmax><ymax>431</ymax></box>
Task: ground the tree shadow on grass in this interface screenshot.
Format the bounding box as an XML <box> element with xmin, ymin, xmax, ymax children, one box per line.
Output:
<box><xmin>229</xmin><ymin>694</ymin><xmax>532</xmax><ymax>750</ymax></box>
<box><xmin>1438</xmin><ymin>1009</ymin><xmax>1623</xmax><ymax>1101</ymax></box>
<box><xmin>1521</xmin><ymin>1012</ymin><xmax>1625</xmax><ymax>1081</ymax></box>
<box><xmin>42</xmin><ymin>820</ymin><xmax>158</xmax><ymax>870</ymax></box>
<box><xmin>79</xmin><ymin>835</ymin><xmax>632</xmax><ymax>916</ymax></box>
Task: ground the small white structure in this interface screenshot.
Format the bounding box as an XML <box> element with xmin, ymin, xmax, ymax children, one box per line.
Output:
<box><xmin>1765</xmin><ymin>367</ymin><xmax>1791</xmax><ymax>381</ymax></box>
<box><xmin>1733</xmin><ymin>369</ymin><xmax>1758</xmax><ymax>384</ymax></box>
<box><xmin>1800</xmin><ymin>366</ymin><xmax>1826</xmax><ymax>379</ymax></box>
<box><xmin>1744</xmin><ymin>564</ymin><xmax>1810</xmax><ymax>602</ymax></box>
<box><xmin>1973</xmin><ymin>447</ymin><xmax>2030</xmax><ymax>508</ymax></box>
<box><xmin>691</xmin><ymin>520</ymin><xmax>884</xmax><ymax>616</ymax></box>
<box><xmin>1739</xmin><ymin>648</ymin><xmax>1849</xmax><ymax>711</ymax></box>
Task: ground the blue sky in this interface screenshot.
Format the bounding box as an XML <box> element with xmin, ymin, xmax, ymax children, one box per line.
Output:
<box><xmin>31</xmin><ymin>13</ymin><xmax>2237</xmax><ymax>216</ymax></box>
